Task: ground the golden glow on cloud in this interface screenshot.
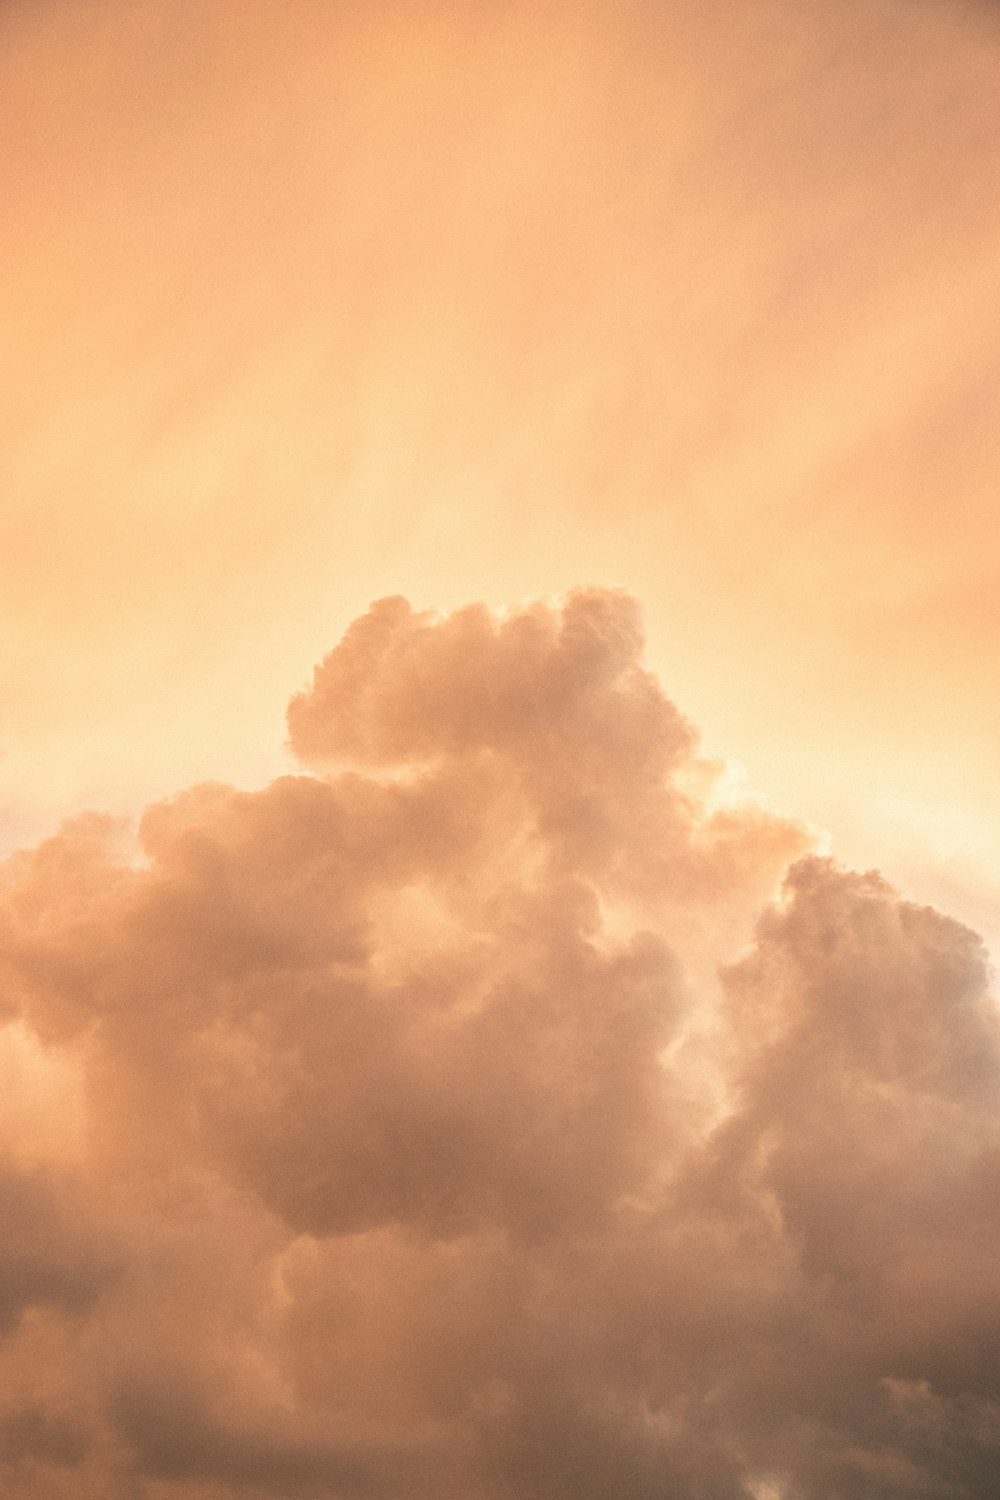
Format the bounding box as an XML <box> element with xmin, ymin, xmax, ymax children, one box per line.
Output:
<box><xmin>0</xmin><ymin>590</ymin><xmax>998</xmax><ymax>1498</ymax></box>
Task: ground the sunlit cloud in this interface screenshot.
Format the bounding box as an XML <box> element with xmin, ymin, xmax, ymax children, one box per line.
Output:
<box><xmin>0</xmin><ymin>593</ymin><xmax>997</xmax><ymax>1497</ymax></box>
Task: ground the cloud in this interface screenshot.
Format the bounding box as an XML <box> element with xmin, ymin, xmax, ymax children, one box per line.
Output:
<box><xmin>0</xmin><ymin>1160</ymin><xmax>118</xmax><ymax>1335</ymax></box>
<box><xmin>0</xmin><ymin>590</ymin><xmax>997</xmax><ymax>1498</ymax></box>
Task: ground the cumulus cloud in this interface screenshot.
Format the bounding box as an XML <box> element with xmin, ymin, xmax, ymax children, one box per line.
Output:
<box><xmin>0</xmin><ymin>589</ymin><xmax>997</xmax><ymax>1498</ymax></box>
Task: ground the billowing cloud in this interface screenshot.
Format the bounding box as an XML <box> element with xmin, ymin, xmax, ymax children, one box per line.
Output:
<box><xmin>0</xmin><ymin>590</ymin><xmax>997</xmax><ymax>1499</ymax></box>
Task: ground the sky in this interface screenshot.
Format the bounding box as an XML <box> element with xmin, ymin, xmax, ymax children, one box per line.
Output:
<box><xmin>2</xmin><ymin>2</ymin><xmax>1000</xmax><ymax>1497</ymax></box>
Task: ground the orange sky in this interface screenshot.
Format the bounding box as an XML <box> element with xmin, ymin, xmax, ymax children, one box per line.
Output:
<box><xmin>3</xmin><ymin>10</ymin><xmax>1000</xmax><ymax>1492</ymax></box>
<box><xmin>3</xmin><ymin>0</ymin><xmax>1000</xmax><ymax>954</ymax></box>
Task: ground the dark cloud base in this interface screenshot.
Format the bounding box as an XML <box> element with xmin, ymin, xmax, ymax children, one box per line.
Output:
<box><xmin>0</xmin><ymin>590</ymin><xmax>997</xmax><ymax>1499</ymax></box>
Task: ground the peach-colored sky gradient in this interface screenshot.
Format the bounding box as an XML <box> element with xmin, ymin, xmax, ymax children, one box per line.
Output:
<box><xmin>2</xmin><ymin>3</ymin><xmax>1000</xmax><ymax>1497</ymax></box>
<box><xmin>4</xmin><ymin>0</ymin><xmax>1000</xmax><ymax>942</ymax></box>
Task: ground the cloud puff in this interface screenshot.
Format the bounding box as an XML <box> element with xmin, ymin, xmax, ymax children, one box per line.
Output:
<box><xmin>0</xmin><ymin>589</ymin><xmax>997</xmax><ymax>1499</ymax></box>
